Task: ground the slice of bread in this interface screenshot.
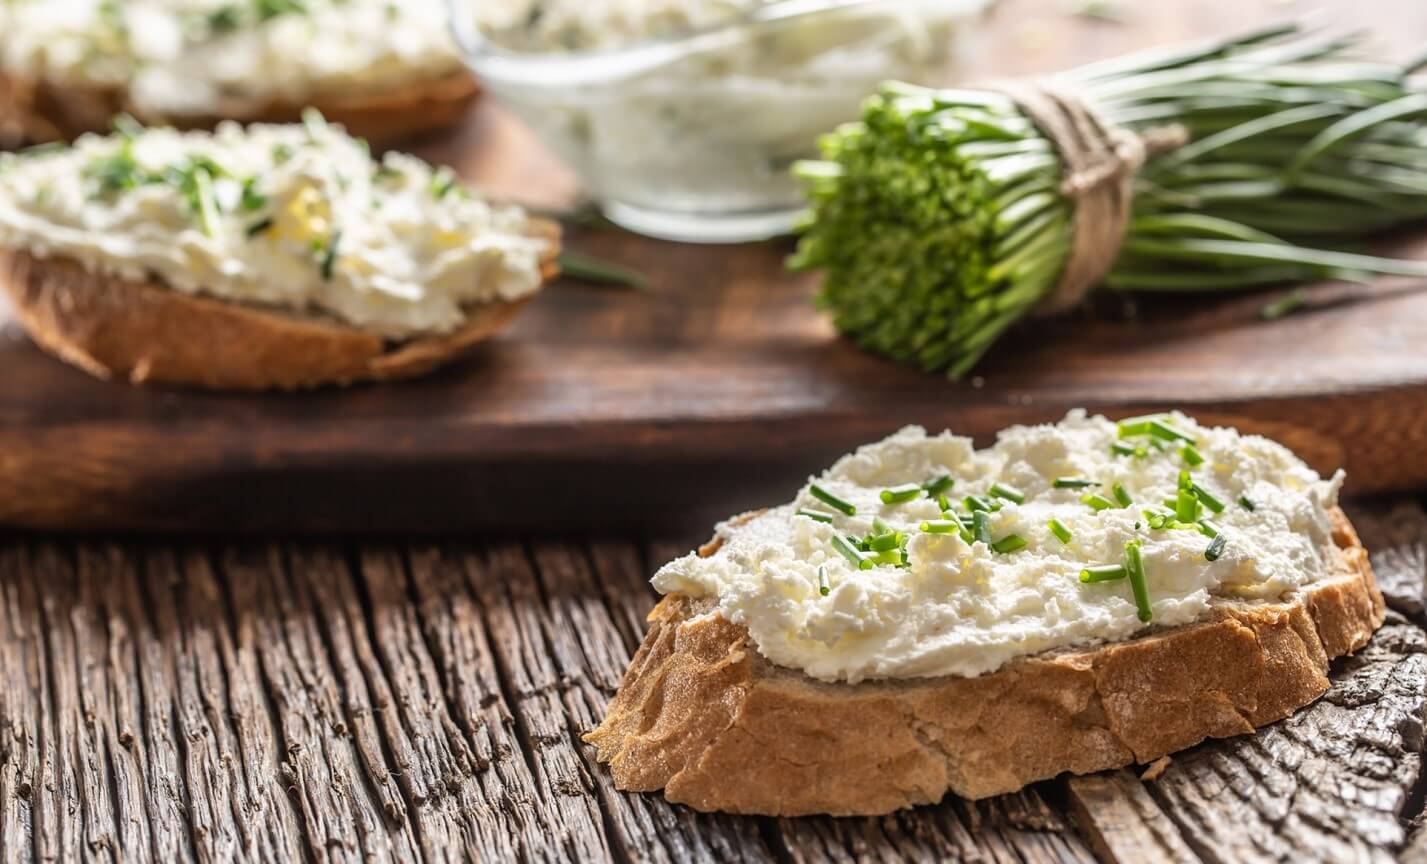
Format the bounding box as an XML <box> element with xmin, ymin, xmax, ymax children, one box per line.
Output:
<box><xmin>0</xmin><ymin>219</ymin><xmax>559</xmax><ymax>390</ymax></box>
<box><xmin>0</xmin><ymin>69</ymin><xmax>479</xmax><ymax>149</ymax></box>
<box><xmin>585</xmin><ymin>508</ymin><xmax>1384</xmax><ymax>816</ymax></box>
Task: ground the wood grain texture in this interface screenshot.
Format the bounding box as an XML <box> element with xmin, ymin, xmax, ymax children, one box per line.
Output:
<box><xmin>0</xmin><ymin>500</ymin><xmax>1423</xmax><ymax>863</ymax></box>
<box><xmin>3</xmin><ymin>0</ymin><xmax>1427</xmax><ymax>533</ymax></box>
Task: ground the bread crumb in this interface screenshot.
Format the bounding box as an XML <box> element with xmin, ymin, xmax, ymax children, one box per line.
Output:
<box><xmin>1140</xmin><ymin>755</ymin><xmax>1172</xmax><ymax>781</ymax></box>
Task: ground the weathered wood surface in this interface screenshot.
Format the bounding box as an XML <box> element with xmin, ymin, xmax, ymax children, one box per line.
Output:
<box><xmin>5</xmin><ymin>0</ymin><xmax>1427</xmax><ymax>535</ymax></box>
<box><xmin>0</xmin><ymin>499</ymin><xmax>1424</xmax><ymax>863</ymax></box>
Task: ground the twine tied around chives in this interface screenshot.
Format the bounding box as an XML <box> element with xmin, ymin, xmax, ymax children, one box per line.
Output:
<box><xmin>993</xmin><ymin>81</ymin><xmax>1188</xmax><ymax>315</ymax></box>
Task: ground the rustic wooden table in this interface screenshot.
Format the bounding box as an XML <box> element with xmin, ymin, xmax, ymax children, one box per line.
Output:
<box><xmin>1</xmin><ymin>500</ymin><xmax>1425</xmax><ymax>863</ymax></box>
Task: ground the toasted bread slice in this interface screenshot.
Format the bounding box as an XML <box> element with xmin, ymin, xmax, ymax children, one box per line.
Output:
<box><xmin>0</xmin><ymin>68</ymin><xmax>478</xmax><ymax>149</ymax></box>
<box><xmin>0</xmin><ymin>219</ymin><xmax>559</xmax><ymax>390</ymax></box>
<box><xmin>585</xmin><ymin>508</ymin><xmax>1384</xmax><ymax>816</ymax></box>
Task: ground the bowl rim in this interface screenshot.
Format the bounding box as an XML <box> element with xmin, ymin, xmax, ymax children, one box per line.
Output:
<box><xmin>447</xmin><ymin>0</ymin><xmax>988</xmax><ymax>86</ymax></box>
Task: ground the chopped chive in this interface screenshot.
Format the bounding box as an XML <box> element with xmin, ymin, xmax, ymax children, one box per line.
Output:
<box><xmin>1048</xmin><ymin>518</ymin><xmax>1073</xmax><ymax>544</ymax></box>
<box><xmin>920</xmin><ymin>519</ymin><xmax>961</xmax><ymax>534</ymax></box>
<box><xmin>1054</xmin><ymin>477</ymin><xmax>1097</xmax><ymax>489</ymax></box>
<box><xmin>880</xmin><ymin>483</ymin><xmax>923</xmax><ymax>505</ymax></box>
<box><xmin>1175</xmin><ymin>489</ymin><xmax>1199</xmax><ymax>524</ymax></box>
<box><xmin>870</xmin><ymin>548</ymin><xmax>905</xmax><ymax>567</ymax></box>
<box><xmin>1149</xmin><ymin>419</ymin><xmax>1196</xmax><ymax>444</ymax></box>
<box><xmin>810</xmin><ymin>484</ymin><xmax>856</xmax><ymax>516</ymax></box>
<box><xmin>1180</xmin><ymin>444</ymin><xmax>1204</xmax><ymax>467</ymax></box>
<box><xmin>817</xmin><ymin>565</ymin><xmax>830</xmax><ymax>596</ymax></box>
<box><xmin>868</xmin><ymin>532</ymin><xmax>903</xmax><ymax>552</ymax></box>
<box><xmin>192</xmin><ymin>167</ymin><xmax>219</xmax><ymax>237</ymax></box>
<box><xmin>320</xmin><ymin>230</ymin><xmax>341</xmax><ymax>281</ymax></box>
<box><xmin>1178</xmin><ymin>470</ymin><xmax>1192</xmax><ymax>491</ymax></box>
<box><xmin>1080</xmin><ymin>564</ymin><xmax>1127</xmax><ymax>583</ymax></box>
<box><xmin>1147</xmin><ymin>437</ymin><xmax>1169</xmax><ymax>453</ymax></box>
<box><xmin>1116</xmin><ymin>415</ymin><xmax>1163</xmax><ymax>438</ymax></box>
<box><xmin>872</xmin><ymin>516</ymin><xmax>890</xmax><ymax>535</ymax></box>
<box><xmin>1081</xmin><ymin>492</ymin><xmax>1116</xmax><ymax>512</ymax></box>
<box><xmin>924</xmin><ymin>474</ymin><xmax>955</xmax><ymax>497</ymax></box>
<box><xmin>1111</xmin><ymin>441</ymin><xmax>1146</xmax><ymax>458</ymax></box>
<box><xmin>963</xmin><ymin>494</ymin><xmax>997</xmax><ymax>513</ymax></box>
<box><xmin>1123</xmin><ymin>540</ymin><xmax>1152</xmax><ymax>623</ymax></box>
<box><xmin>245</xmin><ymin>216</ymin><xmax>274</xmax><ymax>237</ymax></box>
<box><xmin>989</xmin><ymin>482</ymin><xmax>1026</xmax><ymax>505</ymax></box>
<box><xmin>991</xmin><ymin>534</ymin><xmax>1028</xmax><ymax>554</ymax></box>
<box><xmin>1112</xmin><ymin>484</ymin><xmax>1133</xmax><ymax>508</ymax></box>
<box><xmin>1191</xmin><ymin>483</ymin><xmax>1226</xmax><ymax>514</ymax></box>
<box><xmin>936</xmin><ymin>493</ymin><xmax>952</xmax><ymax>513</ymax></box>
<box><xmin>1238</xmin><ymin>494</ymin><xmax>1256</xmax><ymax>511</ymax></box>
<box><xmin>972</xmin><ymin>510</ymin><xmax>992</xmax><ymax>545</ymax></box>
<box><xmin>831</xmin><ymin>535</ymin><xmax>872</xmax><ymax>570</ymax></box>
<box><xmin>796</xmin><ymin>508</ymin><xmax>836</xmax><ymax>524</ymax></box>
<box><xmin>1197</xmin><ymin>519</ymin><xmax>1223</xmax><ymax>540</ymax></box>
<box><xmin>1205</xmin><ymin>533</ymin><xmax>1228</xmax><ymax>562</ymax></box>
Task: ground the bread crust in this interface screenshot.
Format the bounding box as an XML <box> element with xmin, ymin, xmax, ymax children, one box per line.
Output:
<box><xmin>0</xmin><ymin>68</ymin><xmax>479</xmax><ymax>149</ymax></box>
<box><xmin>585</xmin><ymin>509</ymin><xmax>1385</xmax><ymax>816</ymax></box>
<box><xmin>0</xmin><ymin>219</ymin><xmax>560</xmax><ymax>390</ymax></box>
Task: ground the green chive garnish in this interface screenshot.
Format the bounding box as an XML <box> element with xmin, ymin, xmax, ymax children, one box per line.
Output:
<box><xmin>1112</xmin><ymin>484</ymin><xmax>1133</xmax><ymax>508</ymax></box>
<box><xmin>1116</xmin><ymin>415</ymin><xmax>1162</xmax><ymax>438</ymax></box>
<box><xmin>1149</xmin><ymin>419</ymin><xmax>1195</xmax><ymax>444</ymax></box>
<box><xmin>920</xmin><ymin>519</ymin><xmax>961</xmax><ymax>534</ymax></box>
<box><xmin>1111</xmin><ymin>441</ymin><xmax>1145</xmax><ymax>458</ymax></box>
<box><xmin>1180</xmin><ymin>444</ymin><xmax>1205</xmax><ymax>467</ymax></box>
<box><xmin>796</xmin><ymin>508</ymin><xmax>836</xmax><ymax>524</ymax></box>
<box><xmin>1124</xmin><ymin>540</ymin><xmax>1152</xmax><ymax>623</ymax></box>
<box><xmin>1175</xmin><ymin>489</ymin><xmax>1198</xmax><ymax>524</ymax></box>
<box><xmin>964</xmin><ymin>494</ymin><xmax>996</xmax><ymax>513</ymax></box>
<box><xmin>936</xmin><ymin>493</ymin><xmax>952</xmax><ymax>513</ymax></box>
<box><xmin>1197</xmin><ymin>519</ymin><xmax>1223</xmax><ymax>540</ymax></box>
<box><xmin>924</xmin><ymin>474</ymin><xmax>954</xmax><ymax>497</ymax></box>
<box><xmin>991</xmin><ymin>534</ymin><xmax>1027</xmax><ymax>554</ymax></box>
<box><xmin>1081</xmin><ymin>493</ymin><xmax>1116</xmax><ymax>512</ymax></box>
<box><xmin>1054</xmin><ymin>477</ymin><xmax>1098</xmax><ymax>489</ymax></box>
<box><xmin>989</xmin><ymin>482</ymin><xmax>1026</xmax><ymax>505</ymax></box>
<box><xmin>1238</xmin><ymin>494</ymin><xmax>1256</xmax><ymax>511</ymax></box>
<box><xmin>880</xmin><ymin>483</ymin><xmax>923</xmax><ymax>505</ymax></box>
<box><xmin>832</xmin><ymin>535</ymin><xmax>872</xmax><ymax>570</ymax></box>
<box><xmin>192</xmin><ymin>167</ymin><xmax>219</xmax><ymax>237</ymax></box>
<box><xmin>817</xmin><ymin>565</ymin><xmax>830</xmax><ymax>596</ymax></box>
<box><xmin>810</xmin><ymin>484</ymin><xmax>856</xmax><ymax>516</ymax></box>
<box><xmin>868</xmin><ymin>532</ymin><xmax>903</xmax><ymax>552</ymax></box>
<box><xmin>1191</xmin><ymin>483</ymin><xmax>1226</xmax><ymax>514</ymax></box>
<box><xmin>1205</xmin><ymin>533</ymin><xmax>1228</xmax><ymax>562</ymax></box>
<box><xmin>320</xmin><ymin>230</ymin><xmax>340</xmax><ymax>281</ymax></box>
<box><xmin>245</xmin><ymin>217</ymin><xmax>274</xmax><ymax>237</ymax></box>
<box><xmin>972</xmin><ymin>510</ymin><xmax>992</xmax><ymax>545</ymax></box>
<box><xmin>1048</xmin><ymin>519</ymin><xmax>1073</xmax><ymax>544</ymax></box>
<box><xmin>1080</xmin><ymin>564</ymin><xmax>1127</xmax><ymax>583</ymax></box>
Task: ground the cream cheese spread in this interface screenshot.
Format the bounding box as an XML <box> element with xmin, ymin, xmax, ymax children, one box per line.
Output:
<box><xmin>0</xmin><ymin>119</ymin><xmax>549</xmax><ymax>337</ymax></box>
<box><xmin>475</xmin><ymin>0</ymin><xmax>777</xmax><ymax>52</ymax></box>
<box><xmin>653</xmin><ymin>411</ymin><xmax>1345</xmax><ymax>683</ymax></box>
<box><xmin>0</xmin><ymin>0</ymin><xmax>462</xmax><ymax>114</ymax></box>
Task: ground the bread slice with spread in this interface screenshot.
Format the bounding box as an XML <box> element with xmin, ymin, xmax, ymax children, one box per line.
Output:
<box><xmin>0</xmin><ymin>0</ymin><xmax>476</xmax><ymax>148</ymax></box>
<box><xmin>0</xmin><ymin>116</ymin><xmax>557</xmax><ymax>390</ymax></box>
<box><xmin>586</xmin><ymin>412</ymin><xmax>1384</xmax><ymax>816</ymax></box>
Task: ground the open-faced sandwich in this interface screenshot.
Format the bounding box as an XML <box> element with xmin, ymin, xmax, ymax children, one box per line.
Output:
<box><xmin>0</xmin><ymin>115</ymin><xmax>558</xmax><ymax>389</ymax></box>
<box><xmin>587</xmin><ymin>411</ymin><xmax>1384</xmax><ymax>816</ymax></box>
<box><xmin>0</xmin><ymin>0</ymin><xmax>476</xmax><ymax>148</ymax></box>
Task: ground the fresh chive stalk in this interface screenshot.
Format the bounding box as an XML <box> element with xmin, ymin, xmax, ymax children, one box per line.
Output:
<box><xmin>1175</xmin><ymin>489</ymin><xmax>1199</xmax><ymax>524</ymax></box>
<box><xmin>1081</xmin><ymin>493</ymin><xmax>1117</xmax><ymax>512</ymax></box>
<box><xmin>1192</xmin><ymin>483</ymin><xmax>1226</xmax><ymax>514</ymax></box>
<box><xmin>831</xmin><ymin>535</ymin><xmax>872</xmax><ymax>570</ymax></box>
<box><xmin>991</xmin><ymin>534</ymin><xmax>1028</xmax><ymax>554</ymax></box>
<box><xmin>972</xmin><ymin>511</ymin><xmax>993</xmax><ymax>545</ymax></box>
<box><xmin>989</xmin><ymin>482</ymin><xmax>1026</xmax><ymax>505</ymax></box>
<box><xmin>1048</xmin><ymin>518</ymin><xmax>1073</xmax><ymax>544</ymax></box>
<box><xmin>792</xmin><ymin>26</ymin><xmax>1427</xmax><ymax>377</ymax></box>
<box><xmin>1238</xmin><ymin>494</ymin><xmax>1256</xmax><ymax>511</ymax></box>
<box><xmin>810</xmin><ymin>484</ymin><xmax>856</xmax><ymax>516</ymax></box>
<box><xmin>1112</xmin><ymin>484</ymin><xmax>1134</xmax><ymax>508</ymax></box>
<box><xmin>964</xmin><ymin>494</ymin><xmax>998</xmax><ymax>513</ymax></box>
<box><xmin>920</xmin><ymin>519</ymin><xmax>962</xmax><ymax>534</ymax></box>
<box><xmin>1081</xmin><ymin>564</ymin><xmax>1127</xmax><ymax>583</ymax></box>
<box><xmin>1124</xmin><ymin>540</ymin><xmax>1153</xmax><ymax>623</ymax></box>
<box><xmin>817</xmin><ymin>565</ymin><xmax>831</xmax><ymax>596</ymax></box>
<box><xmin>880</xmin><ymin>483</ymin><xmax>923</xmax><ymax>504</ymax></box>
<box><xmin>1054</xmin><ymin>477</ymin><xmax>1098</xmax><ymax>489</ymax></box>
<box><xmin>1181</xmin><ymin>444</ymin><xmax>1205</xmax><ymax>467</ymax></box>
<box><xmin>867</xmin><ymin>532</ymin><xmax>903</xmax><ymax>552</ymax></box>
<box><xmin>924</xmin><ymin>474</ymin><xmax>955</xmax><ymax>497</ymax></box>
<box><xmin>796</xmin><ymin>508</ymin><xmax>836</xmax><ymax>524</ymax></box>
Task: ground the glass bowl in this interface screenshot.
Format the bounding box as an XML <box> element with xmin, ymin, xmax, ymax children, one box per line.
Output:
<box><xmin>448</xmin><ymin>0</ymin><xmax>994</xmax><ymax>243</ymax></box>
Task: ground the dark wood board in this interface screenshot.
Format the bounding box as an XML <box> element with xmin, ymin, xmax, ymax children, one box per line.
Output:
<box><xmin>3</xmin><ymin>0</ymin><xmax>1427</xmax><ymax>534</ymax></box>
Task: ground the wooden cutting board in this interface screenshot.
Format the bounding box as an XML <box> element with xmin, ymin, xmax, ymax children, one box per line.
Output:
<box><xmin>3</xmin><ymin>0</ymin><xmax>1426</xmax><ymax>534</ymax></box>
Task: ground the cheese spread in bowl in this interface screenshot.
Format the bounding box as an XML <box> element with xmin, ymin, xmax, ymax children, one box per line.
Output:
<box><xmin>0</xmin><ymin>0</ymin><xmax>462</xmax><ymax>117</ymax></box>
<box><xmin>654</xmin><ymin>411</ymin><xmax>1345</xmax><ymax>683</ymax></box>
<box><xmin>0</xmin><ymin>117</ymin><xmax>549</xmax><ymax>337</ymax></box>
<box><xmin>450</xmin><ymin>0</ymin><xmax>995</xmax><ymax>242</ymax></box>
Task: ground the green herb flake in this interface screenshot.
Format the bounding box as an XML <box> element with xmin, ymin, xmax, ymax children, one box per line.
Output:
<box><xmin>831</xmin><ymin>534</ymin><xmax>873</xmax><ymax>570</ymax></box>
<box><xmin>796</xmin><ymin>508</ymin><xmax>836</xmax><ymax>524</ymax></box>
<box><xmin>991</xmin><ymin>534</ymin><xmax>1028</xmax><ymax>554</ymax></box>
<box><xmin>1181</xmin><ymin>444</ymin><xmax>1205</xmax><ymax>466</ymax></box>
<box><xmin>817</xmin><ymin>565</ymin><xmax>831</xmax><ymax>596</ymax></box>
<box><xmin>880</xmin><ymin>483</ymin><xmax>923</xmax><ymax>505</ymax></box>
<box><xmin>923</xmin><ymin>474</ymin><xmax>955</xmax><ymax>497</ymax></box>
<box><xmin>1053</xmin><ymin>477</ymin><xmax>1097</xmax><ymax>489</ymax></box>
<box><xmin>1124</xmin><ymin>540</ymin><xmax>1152</xmax><ymax>623</ymax></box>
<box><xmin>1112</xmin><ymin>484</ymin><xmax>1133</xmax><ymax>508</ymax></box>
<box><xmin>1081</xmin><ymin>492</ymin><xmax>1117</xmax><ymax>512</ymax></box>
<box><xmin>320</xmin><ymin>230</ymin><xmax>341</xmax><ymax>281</ymax></box>
<box><xmin>988</xmin><ymin>482</ymin><xmax>1026</xmax><ymax>505</ymax></box>
<box><xmin>1191</xmin><ymin>482</ymin><xmax>1226</xmax><ymax>514</ymax></box>
<box><xmin>810</xmin><ymin>483</ymin><xmax>856</xmax><ymax>516</ymax></box>
<box><xmin>1080</xmin><ymin>564</ymin><xmax>1127</xmax><ymax>583</ymax></box>
<box><xmin>1238</xmin><ymin>494</ymin><xmax>1256</xmax><ymax>511</ymax></box>
<box><xmin>1048</xmin><ymin>518</ymin><xmax>1073</xmax><ymax>544</ymax></box>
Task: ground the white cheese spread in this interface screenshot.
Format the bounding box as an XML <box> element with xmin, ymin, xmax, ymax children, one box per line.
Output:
<box><xmin>654</xmin><ymin>411</ymin><xmax>1345</xmax><ymax>683</ymax></box>
<box><xmin>0</xmin><ymin>0</ymin><xmax>462</xmax><ymax>114</ymax></box>
<box><xmin>0</xmin><ymin>119</ymin><xmax>549</xmax><ymax>337</ymax></box>
<box><xmin>475</xmin><ymin>0</ymin><xmax>777</xmax><ymax>52</ymax></box>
